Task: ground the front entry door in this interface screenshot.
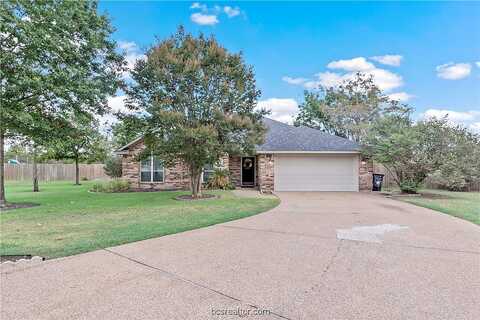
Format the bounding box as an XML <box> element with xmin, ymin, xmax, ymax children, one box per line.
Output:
<box><xmin>241</xmin><ymin>157</ymin><xmax>255</xmax><ymax>186</ymax></box>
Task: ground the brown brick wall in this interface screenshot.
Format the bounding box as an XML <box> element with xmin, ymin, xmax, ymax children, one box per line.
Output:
<box><xmin>121</xmin><ymin>139</ymin><xmax>367</xmax><ymax>193</ymax></box>
<box><xmin>257</xmin><ymin>154</ymin><xmax>274</xmax><ymax>193</ymax></box>
<box><xmin>229</xmin><ymin>156</ymin><xmax>242</xmax><ymax>187</ymax></box>
<box><xmin>359</xmin><ymin>156</ymin><xmax>374</xmax><ymax>191</ymax></box>
<box><xmin>121</xmin><ymin>140</ymin><xmax>190</xmax><ymax>190</ymax></box>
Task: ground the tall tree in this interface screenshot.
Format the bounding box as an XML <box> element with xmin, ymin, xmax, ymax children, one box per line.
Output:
<box><xmin>428</xmin><ymin>123</ymin><xmax>480</xmax><ymax>191</ymax></box>
<box><xmin>48</xmin><ymin>115</ymin><xmax>107</xmax><ymax>185</ymax></box>
<box><xmin>111</xmin><ymin>113</ymin><xmax>146</xmax><ymax>149</ymax></box>
<box><xmin>294</xmin><ymin>73</ymin><xmax>411</xmax><ymax>143</ymax></box>
<box><xmin>0</xmin><ymin>0</ymin><xmax>124</xmax><ymax>206</ymax></box>
<box><xmin>365</xmin><ymin>115</ymin><xmax>453</xmax><ymax>193</ymax></box>
<box><xmin>127</xmin><ymin>28</ymin><xmax>266</xmax><ymax>198</ymax></box>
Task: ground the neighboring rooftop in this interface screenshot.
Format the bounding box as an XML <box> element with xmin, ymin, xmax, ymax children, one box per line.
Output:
<box><xmin>257</xmin><ymin>118</ymin><xmax>360</xmax><ymax>152</ymax></box>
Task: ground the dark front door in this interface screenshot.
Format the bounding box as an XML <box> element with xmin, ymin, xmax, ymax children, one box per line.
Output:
<box><xmin>241</xmin><ymin>157</ymin><xmax>255</xmax><ymax>186</ymax></box>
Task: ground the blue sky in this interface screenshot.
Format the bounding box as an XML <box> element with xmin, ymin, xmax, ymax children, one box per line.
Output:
<box><xmin>99</xmin><ymin>1</ymin><xmax>480</xmax><ymax>132</ymax></box>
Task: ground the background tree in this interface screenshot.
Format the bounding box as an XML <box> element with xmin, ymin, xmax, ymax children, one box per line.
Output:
<box><xmin>0</xmin><ymin>0</ymin><xmax>124</xmax><ymax>206</ymax></box>
<box><xmin>127</xmin><ymin>28</ymin><xmax>266</xmax><ymax>198</ymax></box>
<box><xmin>365</xmin><ymin>116</ymin><xmax>454</xmax><ymax>193</ymax></box>
<box><xmin>47</xmin><ymin>115</ymin><xmax>108</xmax><ymax>185</ymax></box>
<box><xmin>110</xmin><ymin>114</ymin><xmax>146</xmax><ymax>149</ymax></box>
<box><xmin>294</xmin><ymin>73</ymin><xmax>411</xmax><ymax>143</ymax></box>
<box><xmin>428</xmin><ymin>123</ymin><xmax>480</xmax><ymax>191</ymax></box>
<box><xmin>103</xmin><ymin>156</ymin><xmax>123</xmax><ymax>178</ymax></box>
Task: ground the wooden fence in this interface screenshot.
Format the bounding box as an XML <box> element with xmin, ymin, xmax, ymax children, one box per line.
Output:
<box><xmin>4</xmin><ymin>164</ymin><xmax>108</xmax><ymax>181</ymax></box>
<box><xmin>373</xmin><ymin>163</ymin><xmax>480</xmax><ymax>192</ymax></box>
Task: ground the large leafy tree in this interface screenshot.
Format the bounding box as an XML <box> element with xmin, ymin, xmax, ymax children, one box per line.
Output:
<box><xmin>47</xmin><ymin>114</ymin><xmax>108</xmax><ymax>185</ymax></box>
<box><xmin>294</xmin><ymin>73</ymin><xmax>411</xmax><ymax>143</ymax></box>
<box><xmin>0</xmin><ymin>0</ymin><xmax>124</xmax><ymax>206</ymax></box>
<box><xmin>111</xmin><ymin>113</ymin><xmax>146</xmax><ymax>149</ymax></box>
<box><xmin>365</xmin><ymin>116</ymin><xmax>454</xmax><ymax>193</ymax></box>
<box><xmin>127</xmin><ymin>28</ymin><xmax>266</xmax><ymax>198</ymax></box>
<box><xmin>428</xmin><ymin>123</ymin><xmax>480</xmax><ymax>191</ymax></box>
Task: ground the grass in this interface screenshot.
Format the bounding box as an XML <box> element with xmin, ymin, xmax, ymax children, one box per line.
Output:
<box><xmin>0</xmin><ymin>181</ymin><xmax>279</xmax><ymax>259</ymax></box>
<box><xmin>396</xmin><ymin>189</ymin><xmax>480</xmax><ymax>225</ymax></box>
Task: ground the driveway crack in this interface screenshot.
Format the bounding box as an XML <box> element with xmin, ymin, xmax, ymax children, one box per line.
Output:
<box><xmin>321</xmin><ymin>239</ymin><xmax>343</xmax><ymax>278</ymax></box>
<box><xmin>103</xmin><ymin>248</ymin><xmax>292</xmax><ymax>320</ymax></box>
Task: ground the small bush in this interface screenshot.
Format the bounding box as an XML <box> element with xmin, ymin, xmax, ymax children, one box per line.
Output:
<box><xmin>104</xmin><ymin>156</ymin><xmax>123</xmax><ymax>178</ymax></box>
<box><xmin>91</xmin><ymin>179</ymin><xmax>130</xmax><ymax>193</ymax></box>
<box><xmin>206</xmin><ymin>168</ymin><xmax>235</xmax><ymax>190</ymax></box>
<box><xmin>399</xmin><ymin>180</ymin><xmax>421</xmax><ymax>194</ymax></box>
<box><xmin>81</xmin><ymin>176</ymin><xmax>89</xmax><ymax>181</ymax></box>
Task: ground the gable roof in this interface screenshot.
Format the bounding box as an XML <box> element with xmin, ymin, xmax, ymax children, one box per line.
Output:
<box><xmin>257</xmin><ymin>118</ymin><xmax>360</xmax><ymax>153</ymax></box>
<box><xmin>116</xmin><ymin>117</ymin><xmax>360</xmax><ymax>154</ymax></box>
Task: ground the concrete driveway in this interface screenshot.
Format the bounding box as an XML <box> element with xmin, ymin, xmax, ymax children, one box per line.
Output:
<box><xmin>1</xmin><ymin>192</ymin><xmax>479</xmax><ymax>319</ymax></box>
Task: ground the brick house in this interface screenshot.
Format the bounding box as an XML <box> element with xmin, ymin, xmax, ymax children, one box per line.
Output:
<box><xmin>115</xmin><ymin>118</ymin><xmax>373</xmax><ymax>193</ymax></box>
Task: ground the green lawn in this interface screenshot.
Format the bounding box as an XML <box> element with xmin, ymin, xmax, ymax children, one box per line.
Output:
<box><xmin>0</xmin><ymin>181</ymin><xmax>279</xmax><ymax>259</ymax></box>
<box><xmin>397</xmin><ymin>189</ymin><xmax>480</xmax><ymax>225</ymax></box>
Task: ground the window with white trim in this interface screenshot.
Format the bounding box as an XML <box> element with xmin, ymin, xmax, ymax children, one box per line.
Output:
<box><xmin>140</xmin><ymin>155</ymin><xmax>164</xmax><ymax>182</ymax></box>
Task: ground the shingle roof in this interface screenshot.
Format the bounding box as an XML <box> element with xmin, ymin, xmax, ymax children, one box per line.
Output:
<box><xmin>257</xmin><ymin>118</ymin><xmax>360</xmax><ymax>152</ymax></box>
<box><xmin>116</xmin><ymin>117</ymin><xmax>360</xmax><ymax>154</ymax></box>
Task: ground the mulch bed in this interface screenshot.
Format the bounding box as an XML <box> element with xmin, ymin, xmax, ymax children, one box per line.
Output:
<box><xmin>174</xmin><ymin>194</ymin><xmax>218</xmax><ymax>201</ymax></box>
<box><xmin>1</xmin><ymin>202</ymin><xmax>40</xmax><ymax>211</ymax></box>
<box><xmin>89</xmin><ymin>188</ymin><xmax>180</xmax><ymax>194</ymax></box>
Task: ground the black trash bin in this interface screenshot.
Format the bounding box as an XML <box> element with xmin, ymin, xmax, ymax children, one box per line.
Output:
<box><xmin>372</xmin><ymin>174</ymin><xmax>384</xmax><ymax>191</ymax></box>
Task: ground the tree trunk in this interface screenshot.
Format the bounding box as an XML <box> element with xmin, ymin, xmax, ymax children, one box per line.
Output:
<box><xmin>75</xmin><ymin>156</ymin><xmax>80</xmax><ymax>185</ymax></box>
<box><xmin>32</xmin><ymin>146</ymin><xmax>39</xmax><ymax>192</ymax></box>
<box><xmin>190</xmin><ymin>166</ymin><xmax>202</xmax><ymax>198</ymax></box>
<box><xmin>0</xmin><ymin>129</ymin><xmax>6</xmax><ymax>207</ymax></box>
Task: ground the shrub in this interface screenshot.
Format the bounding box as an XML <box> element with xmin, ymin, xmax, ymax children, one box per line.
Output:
<box><xmin>206</xmin><ymin>168</ymin><xmax>234</xmax><ymax>190</ymax></box>
<box><xmin>81</xmin><ymin>176</ymin><xmax>89</xmax><ymax>181</ymax></box>
<box><xmin>91</xmin><ymin>179</ymin><xmax>130</xmax><ymax>193</ymax></box>
<box><xmin>398</xmin><ymin>180</ymin><xmax>422</xmax><ymax>194</ymax></box>
<box><xmin>104</xmin><ymin>156</ymin><xmax>123</xmax><ymax>178</ymax></box>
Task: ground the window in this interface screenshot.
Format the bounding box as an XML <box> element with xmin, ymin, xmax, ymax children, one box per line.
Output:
<box><xmin>202</xmin><ymin>163</ymin><xmax>215</xmax><ymax>183</ymax></box>
<box><xmin>140</xmin><ymin>155</ymin><xmax>164</xmax><ymax>182</ymax></box>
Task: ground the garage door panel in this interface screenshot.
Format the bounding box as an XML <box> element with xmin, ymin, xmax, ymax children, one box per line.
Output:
<box><xmin>274</xmin><ymin>154</ymin><xmax>358</xmax><ymax>192</ymax></box>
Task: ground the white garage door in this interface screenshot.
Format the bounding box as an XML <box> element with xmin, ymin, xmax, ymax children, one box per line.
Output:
<box><xmin>274</xmin><ymin>154</ymin><xmax>359</xmax><ymax>191</ymax></box>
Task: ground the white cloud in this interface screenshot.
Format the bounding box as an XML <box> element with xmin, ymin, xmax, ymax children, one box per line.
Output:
<box><xmin>190</xmin><ymin>2</ymin><xmax>206</xmax><ymax>11</ymax></box>
<box><xmin>301</xmin><ymin>68</ymin><xmax>402</xmax><ymax>92</ymax></box>
<box><xmin>436</xmin><ymin>63</ymin><xmax>471</xmax><ymax>80</ymax></box>
<box><xmin>421</xmin><ymin>108</ymin><xmax>480</xmax><ymax>133</ymax></box>
<box><xmin>189</xmin><ymin>3</ymin><xmax>242</xmax><ymax>25</ymax></box>
<box><xmin>97</xmin><ymin>95</ymin><xmax>131</xmax><ymax>129</ymax></box>
<box><xmin>366</xmin><ymin>68</ymin><xmax>403</xmax><ymax>91</ymax></box>
<box><xmin>469</xmin><ymin>122</ymin><xmax>480</xmax><ymax>133</ymax></box>
<box><xmin>256</xmin><ymin>98</ymin><xmax>299</xmax><ymax>124</ymax></box>
<box><xmin>327</xmin><ymin>57</ymin><xmax>375</xmax><ymax>72</ymax></box>
<box><xmin>118</xmin><ymin>41</ymin><xmax>137</xmax><ymax>52</ymax></box>
<box><xmin>282</xmin><ymin>76</ymin><xmax>307</xmax><ymax>85</ymax></box>
<box><xmin>224</xmin><ymin>6</ymin><xmax>240</xmax><ymax>18</ymax></box>
<box><xmin>306</xmin><ymin>71</ymin><xmax>350</xmax><ymax>89</ymax></box>
<box><xmin>387</xmin><ymin>92</ymin><xmax>414</xmax><ymax>102</ymax></box>
<box><xmin>422</xmin><ymin>109</ymin><xmax>479</xmax><ymax>122</ymax></box>
<box><xmin>117</xmin><ymin>41</ymin><xmax>146</xmax><ymax>79</ymax></box>
<box><xmin>190</xmin><ymin>12</ymin><xmax>219</xmax><ymax>25</ymax></box>
<box><xmin>108</xmin><ymin>95</ymin><xmax>129</xmax><ymax>114</ymax></box>
<box><xmin>476</xmin><ymin>61</ymin><xmax>480</xmax><ymax>68</ymax></box>
<box><xmin>370</xmin><ymin>55</ymin><xmax>403</xmax><ymax>67</ymax></box>
<box><xmin>283</xmin><ymin>57</ymin><xmax>404</xmax><ymax>92</ymax></box>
